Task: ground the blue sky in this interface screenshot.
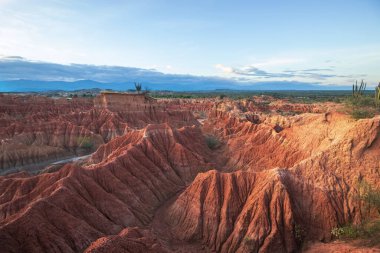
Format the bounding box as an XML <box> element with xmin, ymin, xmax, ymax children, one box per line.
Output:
<box><xmin>0</xmin><ymin>0</ymin><xmax>379</xmax><ymax>87</ymax></box>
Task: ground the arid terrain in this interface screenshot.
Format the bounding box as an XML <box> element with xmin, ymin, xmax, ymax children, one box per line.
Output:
<box><xmin>0</xmin><ymin>93</ymin><xmax>379</xmax><ymax>253</ymax></box>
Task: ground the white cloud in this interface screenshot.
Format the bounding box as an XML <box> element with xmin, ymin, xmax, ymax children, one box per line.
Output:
<box><xmin>0</xmin><ymin>0</ymin><xmax>12</xmax><ymax>5</ymax></box>
<box><xmin>252</xmin><ymin>58</ymin><xmax>304</xmax><ymax>68</ymax></box>
<box><xmin>215</xmin><ymin>64</ymin><xmax>233</xmax><ymax>73</ymax></box>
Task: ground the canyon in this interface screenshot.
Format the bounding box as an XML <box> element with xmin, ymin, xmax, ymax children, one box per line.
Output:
<box><xmin>0</xmin><ymin>93</ymin><xmax>379</xmax><ymax>253</ymax></box>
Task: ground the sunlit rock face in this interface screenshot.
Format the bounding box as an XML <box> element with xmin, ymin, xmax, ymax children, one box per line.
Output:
<box><xmin>0</xmin><ymin>94</ymin><xmax>379</xmax><ymax>253</ymax></box>
<box><xmin>0</xmin><ymin>94</ymin><xmax>198</xmax><ymax>172</ymax></box>
<box><xmin>94</xmin><ymin>91</ymin><xmax>158</xmax><ymax>111</ymax></box>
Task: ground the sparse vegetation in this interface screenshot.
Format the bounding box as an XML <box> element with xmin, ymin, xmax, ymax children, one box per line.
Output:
<box><xmin>77</xmin><ymin>136</ymin><xmax>94</xmax><ymax>150</ymax></box>
<box><xmin>134</xmin><ymin>82</ymin><xmax>142</xmax><ymax>94</ymax></box>
<box><xmin>350</xmin><ymin>109</ymin><xmax>375</xmax><ymax>120</ymax></box>
<box><xmin>345</xmin><ymin>95</ymin><xmax>378</xmax><ymax>119</ymax></box>
<box><xmin>149</xmin><ymin>90</ymin><xmax>354</xmax><ymax>101</ymax></box>
<box><xmin>331</xmin><ymin>180</ymin><xmax>380</xmax><ymax>245</ymax></box>
<box><xmin>205</xmin><ymin>135</ymin><xmax>220</xmax><ymax>150</ymax></box>
<box><xmin>344</xmin><ymin>80</ymin><xmax>379</xmax><ymax>119</ymax></box>
<box><xmin>331</xmin><ymin>224</ymin><xmax>362</xmax><ymax>239</ymax></box>
<box><xmin>352</xmin><ymin>80</ymin><xmax>366</xmax><ymax>98</ymax></box>
<box><xmin>331</xmin><ymin>221</ymin><xmax>380</xmax><ymax>246</ymax></box>
<box><xmin>197</xmin><ymin>111</ymin><xmax>207</xmax><ymax>119</ymax></box>
<box><xmin>375</xmin><ymin>83</ymin><xmax>380</xmax><ymax>107</ymax></box>
<box><xmin>243</xmin><ymin>236</ymin><xmax>256</xmax><ymax>250</ymax></box>
<box><xmin>358</xmin><ymin>179</ymin><xmax>380</xmax><ymax>217</ymax></box>
<box><xmin>294</xmin><ymin>224</ymin><xmax>306</xmax><ymax>245</ymax></box>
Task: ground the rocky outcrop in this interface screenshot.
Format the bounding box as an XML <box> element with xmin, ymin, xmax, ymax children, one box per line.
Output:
<box><xmin>305</xmin><ymin>241</ymin><xmax>380</xmax><ymax>252</ymax></box>
<box><xmin>164</xmin><ymin>168</ymin><xmax>343</xmax><ymax>253</ymax></box>
<box><xmin>0</xmin><ymin>95</ymin><xmax>200</xmax><ymax>171</ymax></box>
<box><xmin>0</xmin><ymin>121</ymin><xmax>104</xmax><ymax>170</ymax></box>
<box><xmin>84</xmin><ymin>227</ymin><xmax>169</xmax><ymax>253</ymax></box>
<box><xmin>0</xmin><ymin>123</ymin><xmax>213</xmax><ymax>252</ymax></box>
<box><xmin>0</xmin><ymin>94</ymin><xmax>379</xmax><ymax>253</ymax></box>
<box><xmin>163</xmin><ymin>115</ymin><xmax>380</xmax><ymax>253</ymax></box>
<box><xmin>164</xmin><ymin>169</ymin><xmax>297</xmax><ymax>253</ymax></box>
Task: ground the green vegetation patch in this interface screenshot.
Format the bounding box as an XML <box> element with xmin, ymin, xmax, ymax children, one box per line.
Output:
<box><xmin>77</xmin><ymin>136</ymin><xmax>94</xmax><ymax>150</ymax></box>
<box><xmin>331</xmin><ymin>220</ymin><xmax>380</xmax><ymax>246</ymax></box>
<box><xmin>205</xmin><ymin>135</ymin><xmax>220</xmax><ymax>150</ymax></box>
<box><xmin>350</xmin><ymin>109</ymin><xmax>376</xmax><ymax>120</ymax></box>
<box><xmin>331</xmin><ymin>180</ymin><xmax>380</xmax><ymax>246</ymax></box>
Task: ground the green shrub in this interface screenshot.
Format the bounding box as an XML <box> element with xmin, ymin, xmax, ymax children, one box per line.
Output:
<box><xmin>331</xmin><ymin>180</ymin><xmax>380</xmax><ymax>246</ymax></box>
<box><xmin>351</xmin><ymin>109</ymin><xmax>375</xmax><ymax>119</ymax></box>
<box><xmin>295</xmin><ymin>224</ymin><xmax>306</xmax><ymax>245</ymax></box>
<box><xmin>331</xmin><ymin>221</ymin><xmax>380</xmax><ymax>245</ymax></box>
<box><xmin>347</xmin><ymin>95</ymin><xmax>376</xmax><ymax>107</ymax></box>
<box><xmin>331</xmin><ymin>225</ymin><xmax>362</xmax><ymax>239</ymax></box>
<box><xmin>205</xmin><ymin>135</ymin><xmax>220</xmax><ymax>150</ymax></box>
<box><xmin>77</xmin><ymin>136</ymin><xmax>94</xmax><ymax>150</ymax></box>
<box><xmin>358</xmin><ymin>180</ymin><xmax>380</xmax><ymax>216</ymax></box>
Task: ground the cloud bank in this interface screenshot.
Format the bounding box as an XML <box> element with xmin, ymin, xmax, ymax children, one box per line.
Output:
<box><xmin>215</xmin><ymin>64</ymin><xmax>365</xmax><ymax>81</ymax></box>
<box><xmin>0</xmin><ymin>56</ymin><xmax>352</xmax><ymax>91</ymax></box>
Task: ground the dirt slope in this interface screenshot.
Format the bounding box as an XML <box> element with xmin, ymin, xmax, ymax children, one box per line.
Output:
<box><xmin>0</xmin><ymin>95</ymin><xmax>379</xmax><ymax>253</ymax></box>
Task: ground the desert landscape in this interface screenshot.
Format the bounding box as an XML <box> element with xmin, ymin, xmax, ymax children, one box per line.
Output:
<box><xmin>1</xmin><ymin>1</ymin><xmax>379</xmax><ymax>252</ymax></box>
<box><xmin>0</xmin><ymin>91</ymin><xmax>379</xmax><ymax>253</ymax></box>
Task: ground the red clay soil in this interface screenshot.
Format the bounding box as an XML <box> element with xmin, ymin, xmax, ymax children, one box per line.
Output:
<box><xmin>305</xmin><ymin>241</ymin><xmax>380</xmax><ymax>252</ymax></box>
<box><xmin>0</xmin><ymin>95</ymin><xmax>379</xmax><ymax>253</ymax></box>
<box><xmin>84</xmin><ymin>227</ymin><xmax>169</xmax><ymax>253</ymax></box>
<box><xmin>0</xmin><ymin>95</ymin><xmax>198</xmax><ymax>171</ymax></box>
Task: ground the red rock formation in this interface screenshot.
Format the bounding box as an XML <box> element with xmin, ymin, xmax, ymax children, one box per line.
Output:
<box><xmin>0</xmin><ymin>94</ymin><xmax>379</xmax><ymax>253</ymax></box>
<box><xmin>163</xmin><ymin>170</ymin><xmax>293</xmax><ymax>252</ymax></box>
<box><xmin>0</xmin><ymin>123</ymin><xmax>213</xmax><ymax>252</ymax></box>
<box><xmin>305</xmin><ymin>241</ymin><xmax>380</xmax><ymax>252</ymax></box>
<box><xmin>162</xmin><ymin>114</ymin><xmax>380</xmax><ymax>252</ymax></box>
<box><xmin>0</xmin><ymin>121</ymin><xmax>104</xmax><ymax>169</ymax></box>
<box><xmin>0</xmin><ymin>95</ymin><xmax>200</xmax><ymax>171</ymax></box>
<box><xmin>84</xmin><ymin>227</ymin><xmax>169</xmax><ymax>253</ymax></box>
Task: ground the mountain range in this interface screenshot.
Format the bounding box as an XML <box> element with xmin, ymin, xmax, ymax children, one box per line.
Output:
<box><xmin>0</xmin><ymin>57</ymin><xmax>351</xmax><ymax>92</ymax></box>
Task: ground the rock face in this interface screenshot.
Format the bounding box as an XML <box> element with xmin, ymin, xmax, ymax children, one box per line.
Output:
<box><xmin>94</xmin><ymin>91</ymin><xmax>157</xmax><ymax>111</ymax></box>
<box><xmin>305</xmin><ymin>241</ymin><xmax>380</xmax><ymax>252</ymax></box>
<box><xmin>0</xmin><ymin>123</ymin><xmax>212</xmax><ymax>252</ymax></box>
<box><xmin>0</xmin><ymin>95</ymin><xmax>198</xmax><ymax>172</ymax></box>
<box><xmin>84</xmin><ymin>227</ymin><xmax>169</xmax><ymax>253</ymax></box>
<box><xmin>164</xmin><ymin>169</ymin><xmax>297</xmax><ymax>253</ymax></box>
<box><xmin>0</xmin><ymin>94</ymin><xmax>379</xmax><ymax>253</ymax></box>
<box><xmin>163</xmin><ymin>110</ymin><xmax>380</xmax><ymax>252</ymax></box>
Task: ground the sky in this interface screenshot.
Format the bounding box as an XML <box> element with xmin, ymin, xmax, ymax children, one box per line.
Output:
<box><xmin>0</xmin><ymin>0</ymin><xmax>379</xmax><ymax>87</ymax></box>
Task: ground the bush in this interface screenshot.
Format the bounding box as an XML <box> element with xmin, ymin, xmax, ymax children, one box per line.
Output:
<box><xmin>331</xmin><ymin>221</ymin><xmax>380</xmax><ymax>245</ymax></box>
<box><xmin>347</xmin><ymin>95</ymin><xmax>376</xmax><ymax>107</ymax></box>
<box><xmin>331</xmin><ymin>180</ymin><xmax>380</xmax><ymax>245</ymax></box>
<box><xmin>77</xmin><ymin>136</ymin><xmax>94</xmax><ymax>150</ymax></box>
<box><xmin>351</xmin><ymin>109</ymin><xmax>375</xmax><ymax>119</ymax></box>
<box><xmin>358</xmin><ymin>180</ymin><xmax>380</xmax><ymax>216</ymax></box>
<box><xmin>205</xmin><ymin>135</ymin><xmax>220</xmax><ymax>150</ymax></box>
<box><xmin>331</xmin><ymin>225</ymin><xmax>362</xmax><ymax>239</ymax></box>
<box><xmin>295</xmin><ymin>224</ymin><xmax>306</xmax><ymax>245</ymax></box>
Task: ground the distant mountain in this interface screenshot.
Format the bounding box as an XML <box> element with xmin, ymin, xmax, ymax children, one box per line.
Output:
<box><xmin>0</xmin><ymin>57</ymin><xmax>352</xmax><ymax>92</ymax></box>
<box><xmin>0</xmin><ymin>79</ymin><xmax>351</xmax><ymax>92</ymax></box>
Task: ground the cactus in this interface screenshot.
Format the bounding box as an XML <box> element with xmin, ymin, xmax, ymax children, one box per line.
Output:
<box><xmin>134</xmin><ymin>82</ymin><xmax>142</xmax><ymax>94</ymax></box>
<box><xmin>375</xmin><ymin>82</ymin><xmax>380</xmax><ymax>107</ymax></box>
<box><xmin>352</xmin><ymin>80</ymin><xmax>366</xmax><ymax>98</ymax></box>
